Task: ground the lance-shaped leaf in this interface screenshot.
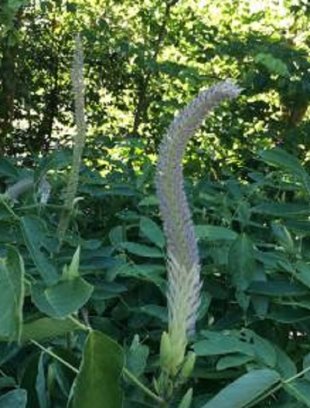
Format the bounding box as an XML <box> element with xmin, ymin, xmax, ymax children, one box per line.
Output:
<box><xmin>0</xmin><ymin>247</ymin><xmax>24</xmax><ymax>341</ymax></box>
<box><xmin>68</xmin><ymin>331</ymin><xmax>124</xmax><ymax>408</ymax></box>
<box><xmin>201</xmin><ymin>369</ymin><xmax>280</xmax><ymax>408</ymax></box>
<box><xmin>228</xmin><ymin>233</ymin><xmax>255</xmax><ymax>291</ymax></box>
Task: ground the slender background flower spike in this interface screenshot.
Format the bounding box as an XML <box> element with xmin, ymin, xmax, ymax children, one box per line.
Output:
<box><xmin>156</xmin><ymin>80</ymin><xmax>241</xmax><ymax>373</ymax></box>
<box><xmin>58</xmin><ymin>34</ymin><xmax>87</xmax><ymax>246</ymax></box>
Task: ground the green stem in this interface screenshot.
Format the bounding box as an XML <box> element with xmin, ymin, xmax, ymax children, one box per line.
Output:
<box><xmin>123</xmin><ymin>367</ymin><xmax>165</xmax><ymax>405</ymax></box>
<box><xmin>68</xmin><ymin>315</ymin><xmax>90</xmax><ymax>332</ymax></box>
<box><xmin>245</xmin><ymin>383</ymin><xmax>282</xmax><ymax>408</ymax></box>
<box><xmin>31</xmin><ymin>334</ymin><xmax>165</xmax><ymax>406</ymax></box>
<box><xmin>246</xmin><ymin>364</ymin><xmax>310</xmax><ymax>408</ymax></box>
<box><xmin>283</xmin><ymin>363</ymin><xmax>310</xmax><ymax>384</ymax></box>
<box><xmin>0</xmin><ymin>195</ymin><xmax>19</xmax><ymax>220</ymax></box>
<box><xmin>0</xmin><ymin>368</ymin><xmax>8</xmax><ymax>377</ymax></box>
<box><xmin>31</xmin><ymin>340</ymin><xmax>79</xmax><ymax>374</ymax></box>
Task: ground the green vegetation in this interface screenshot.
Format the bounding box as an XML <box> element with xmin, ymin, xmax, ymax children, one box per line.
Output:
<box><xmin>1</xmin><ymin>0</ymin><xmax>310</xmax><ymax>407</ymax></box>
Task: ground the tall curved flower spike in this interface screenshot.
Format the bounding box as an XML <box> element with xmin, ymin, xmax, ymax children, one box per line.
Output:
<box><xmin>58</xmin><ymin>34</ymin><xmax>86</xmax><ymax>245</ymax></box>
<box><xmin>156</xmin><ymin>80</ymin><xmax>241</xmax><ymax>375</ymax></box>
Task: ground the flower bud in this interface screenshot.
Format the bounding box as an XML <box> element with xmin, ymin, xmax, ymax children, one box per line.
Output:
<box><xmin>180</xmin><ymin>351</ymin><xmax>196</xmax><ymax>379</ymax></box>
<box><xmin>178</xmin><ymin>388</ymin><xmax>193</xmax><ymax>408</ymax></box>
<box><xmin>159</xmin><ymin>331</ymin><xmax>172</xmax><ymax>372</ymax></box>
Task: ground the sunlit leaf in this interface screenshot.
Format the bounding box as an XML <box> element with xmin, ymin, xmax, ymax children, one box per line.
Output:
<box><xmin>195</xmin><ymin>225</ymin><xmax>237</xmax><ymax>241</ymax></box>
<box><xmin>120</xmin><ymin>242</ymin><xmax>163</xmax><ymax>258</ymax></box>
<box><xmin>20</xmin><ymin>216</ymin><xmax>58</xmax><ymax>285</ymax></box>
<box><xmin>201</xmin><ymin>369</ymin><xmax>280</xmax><ymax>408</ymax></box>
<box><xmin>21</xmin><ymin>317</ymin><xmax>81</xmax><ymax>342</ymax></box>
<box><xmin>140</xmin><ymin>217</ymin><xmax>165</xmax><ymax>249</ymax></box>
<box><xmin>69</xmin><ymin>331</ymin><xmax>124</xmax><ymax>408</ymax></box>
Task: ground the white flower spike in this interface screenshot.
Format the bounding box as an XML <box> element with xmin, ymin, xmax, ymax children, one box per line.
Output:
<box><xmin>156</xmin><ymin>80</ymin><xmax>241</xmax><ymax>374</ymax></box>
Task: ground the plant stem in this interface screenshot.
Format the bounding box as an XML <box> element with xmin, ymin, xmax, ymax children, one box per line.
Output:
<box><xmin>31</xmin><ymin>340</ymin><xmax>79</xmax><ymax>374</ymax></box>
<box><xmin>68</xmin><ymin>315</ymin><xmax>90</xmax><ymax>332</ymax></box>
<box><xmin>0</xmin><ymin>196</ymin><xmax>19</xmax><ymax>220</ymax></box>
<box><xmin>123</xmin><ymin>367</ymin><xmax>165</xmax><ymax>405</ymax></box>
<box><xmin>245</xmin><ymin>364</ymin><xmax>310</xmax><ymax>408</ymax></box>
<box><xmin>282</xmin><ymin>363</ymin><xmax>310</xmax><ymax>384</ymax></box>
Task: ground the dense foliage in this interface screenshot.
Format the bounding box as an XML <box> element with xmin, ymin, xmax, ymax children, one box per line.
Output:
<box><xmin>1</xmin><ymin>0</ymin><xmax>310</xmax><ymax>407</ymax></box>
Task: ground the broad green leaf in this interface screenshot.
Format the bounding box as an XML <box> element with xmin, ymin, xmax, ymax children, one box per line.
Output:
<box><xmin>21</xmin><ymin>317</ymin><xmax>81</xmax><ymax>342</ymax></box>
<box><xmin>116</xmin><ymin>209</ymin><xmax>140</xmax><ymax>221</ymax></box>
<box><xmin>228</xmin><ymin>233</ymin><xmax>255</xmax><ymax>291</ymax></box>
<box><xmin>45</xmin><ymin>278</ymin><xmax>93</xmax><ymax>318</ymax></box>
<box><xmin>269</xmin><ymin>306</ymin><xmax>310</xmax><ymax>323</ymax></box>
<box><xmin>247</xmin><ymin>280</ymin><xmax>308</xmax><ymax>297</ymax></box>
<box><xmin>235</xmin><ymin>289</ymin><xmax>250</xmax><ymax>312</ymax></box>
<box><xmin>216</xmin><ymin>354</ymin><xmax>253</xmax><ymax>370</ymax></box>
<box><xmin>126</xmin><ymin>335</ymin><xmax>149</xmax><ymax>378</ymax></box>
<box><xmin>303</xmin><ymin>353</ymin><xmax>310</xmax><ymax>381</ymax></box>
<box><xmin>138</xmin><ymin>305</ymin><xmax>168</xmax><ymax>323</ymax></box>
<box><xmin>116</xmin><ymin>263</ymin><xmax>166</xmax><ymax>289</ymax></box>
<box><xmin>194</xmin><ymin>332</ymin><xmax>254</xmax><ymax>357</ymax></box>
<box><xmin>69</xmin><ymin>331</ymin><xmax>124</xmax><ymax>408</ymax></box>
<box><xmin>92</xmin><ymin>281</ymin><xmax>127</xmax><ymax>300</ymax></box>
<box><xmin>251</xmin><ymin>264</ymin><xmax>269</xmax><ymax>318</ymax></box>
<box><xmin>281</xmin><ymin>299</ymin><xmax>310</xmax><ymax>311</ymax></box>
<box><xmin>0</xmin><ymin>199</ymin><xmax>16</xmax><ymax>221</ymax></box>
<box><xmin>271</xmin><ymin>222</ymin><xmax>295</xmax><ymax>254</ymax></box>
<box><xmin>120</xmin><ymin>242</ymin><xmax>163</xmax><ymax>258</ymax></box>
<box><xmin>20</xmin><ymin>216</ymin><xmax>58</xmax><ymax>284</ymax></box>
<box><xmin>252</xmin><ymin>203</ymin><xmax>310</xmax><ymax>217</ymax></box>
<box><xmin>8</xmin><ymin>0</ymin><xmax>28</xmax><ymax>11</ymax></box>
<box><xmin>35</xmin><ymin>149</ymin><xmax>71</xmax><ymax>180</ymax></box>
<box><xmin>259</xmin><ymin>148</ymin><xmax>307</xmax><ymax>178</ymax></box>
<box><xmin>139</xmin><ymin>217</ymin><xmax>165</xmax><ymax>248</ymax></box>
<box><xmin>250</xmin><ymin>331</ymin><xmax>277</xmax><ymax>367</ymax></box>
<box><xmin>0</xmin><ymin>389</ymin><xmax>27</xmax><ymax>408</ymax></box>
<box><xmin>178</xmin><ymin>388</ymin><xmax>193</xmax><ymax>408</ymax></box>
<box><xmin>0</xmin><ymin>157</ymin><xmax>19</xmax><ymax>178</ymax></box>
<box><xmin>285</xmin><ymin>220</ymin><xmax>310</xmax><ymax>235</ymax></box>
<box><xmin>255</xmin><ymin>250</ymin><xmax>289</xmax><ymax>269</ymax></box>
<box><xmin>0</xmin><ymin>343</ymin><xmax>19</xmax><ymax>365</ymax></box>
<box><xmin>255</xmin><ymin>54</ymin><xmax>290</xmax><ymax>77</ymax></box>
<box><xmin>278</xmin><ymin>259</ymin><xmax>295</xmax><ymax>274</ymax></box>
<box><xmin>251</xmin><ymin>293</ymin><xmax>269</xmax><ymax>319</ymax></box>
<box><xmin>0</xmin><ymin>377</ymin><xmax>16</xmax><ymax>389</ymax></box>
<box><xmin>36</xmin><ymin>353</ymin><xmax>49</xmax><ymax>408</ymax></box>
<box><xmin>80</xmin><ymin>239</ymin><xmax>102</xmax><ymax>250</ymax></box>
<box><xmin>284</xmin><ymin>380</ymin><xmax>310</xmax><ymax>407</ymax></box>
<box><xmin>20</xmin><ymin>352</ymin><xmax>44</xmax><ymax>407</ymax></box>
<box><xmin>0</xmin><ymin>247</ymin><xmax>24</xmax><ymax>341</ymax></box>
<box><xmin>201</xmin><ymin>369</ymin><xmax>280</xmax><ymax>408</ymax></box>
<box><xmin>195</xmin><ymin>225</ymin><xmax>237</xmax><ymax>241</ymax></box>
<box><xmin>294</xmin><ymin>262</ymin><xmax>310</xmax><ymax>289</ymax></box>
<box><xmin>31</xmin><ymin>283</ymin><xmax>59</xmax><ymax>316</ymax></box>
<box><xmin>109</xmin><ymin>226</ymin><xmax>126</xmax><ymax>246</ymax></box>
<box><xmin>195</xmin><ymin>330</ymin><xmax>276</xmax><ymax>367</ymax></box>
<box><xmin>274</xmin><ymin>345</ymin><xmax>296</xmax><ymax>380</ymax></box>
<box><xmin>138</xmin><ymin>195</ymin><xmax>159</xmax><ymax>207</ymax></box>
